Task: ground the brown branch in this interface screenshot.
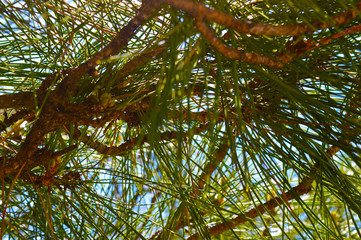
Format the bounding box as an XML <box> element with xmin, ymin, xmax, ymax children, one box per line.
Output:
<box><xmin>64</xmin><ymin>92</ymin><xmax>226</xmax><ymax>132</ymax></box>
<box><xmin>170</xmin><ymin>109</ymin><xmax>226</xmax><ymax>124</ymax></box>
<box><xmin>54</xmin><ymin>0</ymin><xmax>163</xmax><ymax>102</ymax></box>
<box><xmin>36</xmin><ymin>68</ymin><xmax>74</xmax><ymax>102</ymax></box>
<box><xmin>0</xmin><ymin>68</ymin><xmax>74</xmax><ymax>110</ymax></box>
<box><xmin>50</xmin><ymin>145</ymin><xmax>77</xmax><ymax>159</ymax></box>
<box><xmin>74</xmin><ymin>123</ymin><xmax>210</xmax><ymax>156</ymax></box>
<box><xmin>195</xmin><ymin>18</ymin><xmax>293</xmax><ymax>68</ymax></box>
<box><xmin>60</xmin><ymin>103</ymin><xmax>127</xmax><ymax>127</ymax></box>
<box><xmin>11</xmin><ymin>0</ymin><xmax>162</xmax><ymax>174</ymax></box>
<box><xmin>187</xmin><ymin>176</ymin><xmax>313</xmax><ymax>240</ymax></box>
<box><xmin>59</xmin><ymin>99</ymin><xmax>227</xmax><ymax>157</ymax></box>
<box><xmin>0</xmin><ymin>92</ymin><xmax>35</xmax><ymax>109</ymax></box>
<box><xmin>23</xmin><ymin>169</ymin><xmax>81</xmax><ymax>188</ymax></box>
<box><xmin>196</xmin><ymin>19</ymin><xmax>361</xmax><ymax>68</ymax></box>
<box><xmin>72</xmin><ymin>126</ymin><xmax>134</xmax><ymax>156</ymax></box>
<box><xmin>186</xmin><ymin>143</ymin><xmax>344</xmax><ymax>240</ymax></box>
<box><xmin>1</xmin><ymin>145</ymin><xmax>77</xmax><ymax>177</ymax></box>
<box><xmin>303</xmin><ymin>24</ymin><xmax>361</xmax><ymax>52</ymax></box>
<box><xmin>163</xmin><ymin>0</ymin><xmax>361</xmax><ymax>68</ymax></box>
<box><xmin>163</xmin><ymin>0</ymin><xmax>361</xmax><ymax>36</ymax></box>
<box><xmin>0</xmin><ymin>110</ymin><xmax>35</xmax><ymax>132</ymax></box>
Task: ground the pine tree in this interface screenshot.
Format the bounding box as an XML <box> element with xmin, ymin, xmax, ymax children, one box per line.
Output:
<box><xmin>1</xmin><ymin>0</ymin><xmax>361</xmax><ymax>239</ymax></box>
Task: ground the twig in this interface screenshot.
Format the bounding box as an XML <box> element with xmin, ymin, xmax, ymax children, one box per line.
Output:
<box><xmin>186</xmin><ymin>142</ymin><xmax>344</xmax><ymax>240</ymax></box>
<box><xmin>163</xmin><ymin>0</ymin><xmax>361</xmax><ymax>36</ymax></box>
<box><xmin>304</xmin><ymin>24</ymin><xmax>361</xmax><ymax>52</ymax></box>
<box><xmin>186</xmin><ymin>176</ymin><xmax>313</xmax><ymax>240</ymax></box>
<box><xmin>0</xmin><ymin>110</ymin><xmax>34</xmax><ymax>132</ymax></box>
<box><xmin>195</xmin><ymin>18</ymin><xmax>292</xmax><ymax>68</ymax></box>
<box><xmin>73</xmin><ymin>123</ymin><xmax>211</xmax><ymax>156</ymax></box>
<box><xmin>11</xmin><ymin>0</ymin><xmax>162</xmax><ymax>175</ymax></box>
<box><xmin>54</xmin><ymin>0</ymin><xmax>163</xmax><ymax>101</ymax></box>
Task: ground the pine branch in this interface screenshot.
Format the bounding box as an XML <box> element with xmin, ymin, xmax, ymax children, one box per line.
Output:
<box><xmin>186</xmin><ymin>142</ymin><xmax>350</xmax><ymax>239</ymax></box>
<box><xmin>163</xmin><ymin>0</ymin><xmax>361</xmax><ymax>36</ymax></box>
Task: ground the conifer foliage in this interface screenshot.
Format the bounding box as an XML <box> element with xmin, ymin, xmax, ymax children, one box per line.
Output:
<box><xmin>1</xmin><ymin>0</ymin><xmax>361</xmax><ymax>239</ymax></box>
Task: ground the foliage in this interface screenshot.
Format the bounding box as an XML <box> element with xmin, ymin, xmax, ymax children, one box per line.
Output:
<box><xmin>1</xmin><ymin>0</ymin><xmax>361</xmax><ymax>239</ymax></box>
